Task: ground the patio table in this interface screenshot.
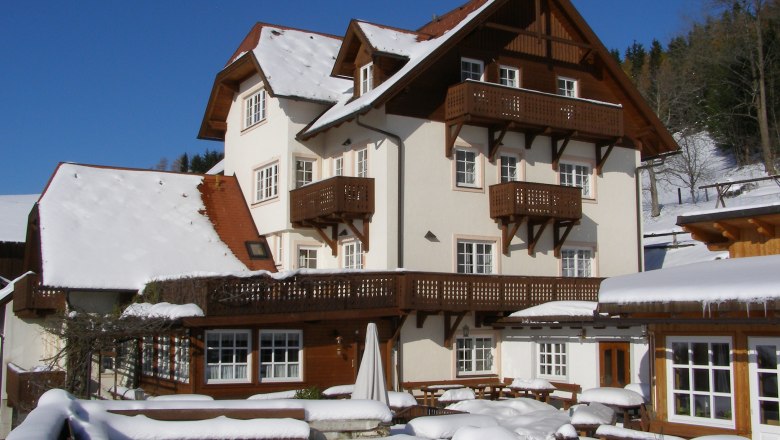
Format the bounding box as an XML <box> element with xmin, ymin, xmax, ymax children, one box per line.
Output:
<box><xmin>418</xmin><ymin>384</ymin><xmax>465</xmax><ymax>406</ymax></box>
<box><xmin>579</xmin><ymin>387</ymin><xmax>644</xmax><ymax>426</ymax></box>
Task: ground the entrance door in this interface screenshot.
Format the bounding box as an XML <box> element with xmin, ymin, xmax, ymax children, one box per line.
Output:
<box><xmin>749</xmin><ymin>337</ymin><xmax>780</xmax><ymax>440</ymax></box>
<box><xmin>600</xmin><ymin>342</ymin><xmax>630</xmax><ymax>387</ymax></box>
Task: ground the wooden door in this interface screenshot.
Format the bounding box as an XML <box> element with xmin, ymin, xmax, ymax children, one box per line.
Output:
<box><xmin>600</xmin><ymin>342</ymin><xmax>630</xmax><ymax>387</ymax></box>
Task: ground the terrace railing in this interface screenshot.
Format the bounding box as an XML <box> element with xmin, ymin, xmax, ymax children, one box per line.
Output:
<box><xmin>6</xmin><ymin>363</ymin><xmax>66</xmax><ymax>410</ymax></box>
<box><xmin>490</xmin><ymin>181</ymin><xmax>582</xmax><ymax>222</ymax></box>
<box><xmin>290</xmin><ymin>177</ymin><xmax>375</xmax><ymax>225</ymax></box>
<box><xmin>12</xmin><ymin>273</ymin><xmax>66</xmax><ymax>318</ymax></box>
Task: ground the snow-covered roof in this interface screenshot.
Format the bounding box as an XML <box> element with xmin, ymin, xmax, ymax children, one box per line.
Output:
<box><xmin>600</xmin><ymin>254</ymin><xmax>780</xmax><ymax>306</ymax></box>
<box><xmin>356</xmin><ymin>21</ymin><xmax>419</xmax><ymax>57</ymax></box>
<box><xmin>0</xmin><ymin>272</ymin><xmax>32</xmax><ymax>304</ymax></box>
<box><xmin>509</xmin><ymin>301</ymin><xmax>597</xmax><ymax>320</ymax></box>
<box><xmin>121</xmin><ymin>302</ymin><xmax>204</xmax><ymax>320</ymax></box>
<box><xmin>205</xmin><ymin>159</ymin><xmax>224</xmax><ymax>175</ymax></box>
<box><xmin>0</xmin><ymin>194</ymin><xmax>38</xmax><ymax>243</ymax></box>
<box><xmin>246</xmin><ymin>26</ymin><xmax>351</xmax><ymax>103</ymax></box>
<box><xmin>301</xmin><ymin>0</ymin><xmax>496</xmax><ymax>137</ymax></box>
<box><xmin>38</xmin><ymin>164</ymin><xmax>251</xmax><ymax>290</ymax></box>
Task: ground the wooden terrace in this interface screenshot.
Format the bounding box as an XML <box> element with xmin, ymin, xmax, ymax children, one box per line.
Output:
<box><xmin>11</xmin><ymin>273</ymin><xmax>66</xmax><ymax>318</ymax></box>
<box><xmin>6</xmin><ymin>363</ymin><xmax>65</xmax><ymax>411</ymax></box>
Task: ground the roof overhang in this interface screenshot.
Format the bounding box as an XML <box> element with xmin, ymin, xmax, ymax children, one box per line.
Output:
<box><xmin>677</xmin><ymin>204</ymin><xmax>780</xmax><ymax>251</ymax></box>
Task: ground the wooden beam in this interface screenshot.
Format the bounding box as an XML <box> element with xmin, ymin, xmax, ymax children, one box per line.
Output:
<box><xmin>681</xmin><ymin>225</ymin><xmax>726</xmax><ymax>247</ymax></box>
<box><xmin>417</xmin><ymin>311</ymin><xmax>435</xmax><ymax>329</ymax></box>
<box><xmin>208</xmin><ymin>120</ymin><xmax>227</xmax><ymax>131</ymax></box>
<box><xmin>391</xmin><ymin>314</ymin><xmax>409</xmax><ymax>343</ymax></box>
<box><xmin>500</xmin><ymin>217</ymin><xmax>524</xmax><ymax>256</ymax></box>
<box><xmin>444</xmin><ymin>312</ymin><xmax>466</xmax><ymax>347</ymax></box>
<box><xmin>445</xmin><ymin>118</ymin><xmax>467</xmax><ymax>158</ymax></box>
<box><xmin>553</xmin><ymin>220</ymin><xmax>579</xmax><ymax>257</ymax></box>
<box><xmin>488</xmin><ymin>123</ymin><xmax>510</xmax><ymax>162</ymax></box>
<box><xmin>713</xmin><ymin>221</ymin><xmax>739</xmax><ymax>242</ymax></box>
<box><xmin>484</xmin><ymin>22</ymin><xmax>593</xmax><ymax>50</ymax></box>
<box><xmin>527</xmin><ymin>219</ymin><xmax>553</xmax><ymax>255</ymax></box>
<box><xmin>220</xmin><ymin>81</ymin><xmax>240</xmax><ymax>93</ymax></box>
<box><xmin>312</xmin><ymin>223</ymin><xmax>338</xmax><ymax>256</ymax></box>
<box><xmin>747</xmin><ymin>218</ymin><xmax>776</xmax><ymax>238</ymax></box>
<box><xmin>551</xmin><ymin>131</ymin><xmax>576</xmax><ymax>171</ymax></box>
<box><xmin>595</xmin><ymin>140</ymin><xmax>619</xmax><ymax>175</ymax></box>
<box><xmin>343</xmin><ymin>217</ymin><xmax>370</xmax><ymax>253</ymax></box>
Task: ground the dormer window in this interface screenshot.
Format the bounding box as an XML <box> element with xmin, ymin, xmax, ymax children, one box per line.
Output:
<box><xmin>360</xmin><ymin>63</ymin><xmax>374</xmax><ymax>95</ymax></box>
<box><xmin>244</xmin><ymin>89</ymin><xmax>267</xmax><ymax>129</ymax></box>
<box><xmin>557</xmin><ymin>77</ymin><xmax>578</xmax><ymax>98</ymax></box>
<box><xmin>461</xmin><ymin>58</ymin><xmax>484</xmax><ymax>82</ymax></box>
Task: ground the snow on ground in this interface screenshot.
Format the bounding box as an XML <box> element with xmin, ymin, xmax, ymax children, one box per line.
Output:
<box><xmin>0</xmin><ymin>194</ymin><xmax>37</xmax><ymax>243</ymax></box>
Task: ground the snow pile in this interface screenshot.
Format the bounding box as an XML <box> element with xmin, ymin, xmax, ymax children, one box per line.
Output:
<box><xmin>509</xmin><ymin>378</ymin><xmax>556</xmax><ymax>391</ymax></box>
<box><xmin>121</xmin><ymin>302</ymin><xmax>204</xmax><ymax>319</ymax></box>
<box><xmin>0</xmin><ymin>194</ymin><xmax>37</xmax><ymax>243</ymax></box>
<box><xmin>439</xmin><ymin>388</ymin><xmax>476</xmax><ymax>402</ymax></box>
<box><xmin>451</xmin><ymin>425</ymin><xmax>517</xmax><ymax>440</ymax></box>
<box><xmin>404</xmin><ymin>414</ymin><xmax>499</xmax><ymax>438</ymax></box>
<box><xmin>624</xmin><ymin>383</ymin><xmax>650</xmax><ymax>401</ymax></box>
<box><xmin>249</xmin><ymin>390</ymin><xmax>299</xmax><ymax>400</ymax></box>
<box><xmin>445</xmin><ymin>398</ymin><xmax>571</xmax><ymax>440</ymax></box>
<box><xmin>147</xmin><ymin>394</ymin><xmax>213</xmax><ymax>401</ymax></box>
<box><xmin>596</xmin><ymin>425</ymin><xmax>685</xmax><ymax>440</ymax></box>
<box><xmin>322</xmin><ymin>384</ymin><xmax>354</xmax><ymax>396</ymax></box>
<box><xmin>570</xmin><ymin>402</ymin><xmax>616</xmax><ymax>426</ymax></box>
<box><xmin>388</xmin><ymin>391</ymin><xmax>418</xmax><ymax>408</ymax></box>
<box><xmin>510</xmin><ymin>301</ymin><xmax>597</xmax><ymax>320</ymax></box>
<box><xmin>580</xmin><ymin>387</ymin><xmax>645</xmax><ymax>407</ymax></box>
<box><xmin>38</xmin><ymin>164</ymin><xmax>249</xmax><ymax>290</ymax></box>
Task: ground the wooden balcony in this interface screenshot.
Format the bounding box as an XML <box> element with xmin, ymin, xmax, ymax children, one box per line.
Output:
<box><xmin>290</xmin><ymin>177</ymin><xmax>375</xmax><ymax>255</ymax></box>
<box><xmin>445</xmin><ymin>81</ymin><xmax>624</xmax><ymax>164</ymax></box>
<box><xmin>6</xmin><ymin>363</ymin><xmax>66</xmax><ymax>410</ymax></box>
<box><xmin>155</xmin><ymin>271</ymin><xmax>602</xmax><ymax>318</ymax></box>
<box><xmin>12</xmin><ymin>273</ymin><xmax>66</xmax><ymax>318</ymax></box>
<box><xmin>489</xmin><ymin>182</ymin><xmax>582</xmax><ymax>256</ymax></box>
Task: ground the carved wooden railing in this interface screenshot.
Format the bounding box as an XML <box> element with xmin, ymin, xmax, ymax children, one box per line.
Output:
<box><xmin>12</xmin><ymin>273</ymin><xmax>66</xmax><ymax>318</ymax></box>
<box><xmin>490</xmin><ymin>181</ymin><xmax>582</xmax><ymax>222</ymax></box>
<box><xmin>446</xmin><ymin>81</ymin><xmax>623</xmax><ymax>138</ymax></box>
<box><xmin>6</xmin><ymin>363</ymin><xmax>66</xmax><ymax>410</ymax></box>
<box><xmin>290</xmin><ymin>177</ymin><xmax>375</xmax><ymax>225</ymax></box>
<box><xmin>155</xmin><ymin>272</ymin><xmax>602</xmax><ymax>317</ymax></box>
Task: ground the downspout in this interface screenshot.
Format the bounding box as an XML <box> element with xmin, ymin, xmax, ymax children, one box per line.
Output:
<box><xmin>356</xmin><ymin>115</ymin><xmax>405</xmax><ymax>269</ymax></box>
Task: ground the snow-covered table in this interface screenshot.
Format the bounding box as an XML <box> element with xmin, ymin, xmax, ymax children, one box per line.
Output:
<box><xmin>419</xmin><ymin>384</ymin><xmax>465</xmax><ymax>406</ymax></box>
<box><xmin>580</xmin><ymin>387</ymin><xmax>645</xmax><ymax>427</ymax></box>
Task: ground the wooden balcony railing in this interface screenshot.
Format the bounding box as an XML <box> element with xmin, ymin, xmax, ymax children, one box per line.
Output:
<box><xmin>445</xmin><ymin>81</ymin><xmax>623</xmax><ymax>139</ymax></box>
<box><xmin>290</xmin><ymin>176</ymin><xmax>375</xmax><ymax>225</ymax></box>
<box><xmin>490</xmin><ymin>181</ymin><xmax>582</xmax><ymax>222</ymax></box>
<box><xmin>12</xmin><ymin>273</ymin><xmax>66</xmax><ymax>318</ymax></box>
<box><xmin>6</xmin><ymin>363</ymin><xmax>66</xmax><ymax>410</ymax></box>
<box><xmin>154</xmin><ymin>272</ymin><xmax>602</xmax><ymax>317</ymax></box>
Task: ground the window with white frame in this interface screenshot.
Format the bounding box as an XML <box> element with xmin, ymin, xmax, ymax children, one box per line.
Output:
<box><xmin>173</xmin><ymin>335</ymin><xmax>190</xmax><ymax>383</ymax></box>
<box><xmin>538</xmin><ymin>342</ymin><xmax>567</xmax><ymax>379</ymax></box>
<box><xmin>259</xmin><ymin>330</ymin><xmax>302</xmax><ymax>381</ymax></box>
<box><xmin>561</xmin><ymin>248</ymin><xmax>593</xmax><ymax>277</ymax></box>
<box><xmin>245</xmin><ymin>89</ymin><xmax>267</xmax><ymax>128</ymax></box>
<box><xmin>461</xmin><ymin>58</ymin><xmax>484</xmax><ymax>81</ymax></box>
<box><xmin>356</xmin><ymin>148</ymin><xmax>368</xmax><ymax>178</ymax></box>
<box><xmin>557</xmin><ymin>77</ymin><xmax>578</xmax><ymax>98</ymax></box>
<box><xmin>457</xmin><ymin>336</ymin><xmax>494</xmax><ymax>375</ymax></box>
<box><xmin>295</xmin><ymin>158</ymin><xmax>315</xmax><ymax>188</ymax></box>
<box><xmin>360</xmin><ymin>63</ymin><xmax>374</xmax><ymax>95</ymax></box>
<box><xmin>255</xmin><ymin>162</ymin><xmax>279</xmax><ymax>202</ymax></box>
<box><xmin>457</xmin><ymin>240</ymin><xmax>494</xmax><ymax>274</ymax></box>
<box><xmin>205</xmin><ymin>330</ymin><xmax>250</xmax><ymax>383</ymax></box>
<box><xmin>343</xmin><ymin>241</ymin><xmax>364</xmax><ymax>269</ymax></box>
<box><xmin>156</xmin><ymin>336</ymin><xmax>171</xmax><ymax>380</ymax></box>
<box><xmin>334</xmin><ymin>157</ymin><xmax>343</xmax><ymax>176</ymax></box>
<box><xmin>559</xmin><ymin>162</ymin><xmax>592</xmax><ymax>197</ymax></box>
<box><xmin>142</xmin><ymin>336</ymin><xmax>154</xmax><ymax>376</ymax></box>
<box><xmin>297</xmin><ymin>246</ymin><xmax>317</xmax><ymax>269</ymax></box>
<box><xmin>668</xmin><ymin>337</ymin><xmax>734</xmax><ymax>427</ymax></box>
<box><xmin>499</xmin><ymin>66</ymin><xmax>520</xmax><ymax>88</ymax></box>
<box><xmin>455</xmin><ymin>149</ymin><xmax>479</xmax><ymax>188</ymax></box>
<box><xmin>500</xmin><ymin>154</ymin><xmax>520</xmax><ymax>182</ymax></box>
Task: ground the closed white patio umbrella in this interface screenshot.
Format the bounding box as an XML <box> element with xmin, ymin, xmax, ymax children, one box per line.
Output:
<box><xmin>351</xmin><ymin>322</ymin><xmax>389</xmax><ymax>405</ymax></box>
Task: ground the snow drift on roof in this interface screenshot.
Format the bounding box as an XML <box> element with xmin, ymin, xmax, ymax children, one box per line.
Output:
<box><xmin>509</xmin><ymin>301</ymin><xmax>596</xmax><ymax>319</ymax></box>
<box><xmin>0</xmin><ymin>194</ymin><xmax>38</xmax><ymax>243</ymax></box>
<box><xmin>38</xmin><ymin>164</ymin><xmax>248</xmax><ymax>290</ymax></box>
<box><xmin>252</xmin><ymin>26</ymin><xmax>351</xmax><ymax>103</ymax></box>
<box><xmin>600</xmin><ymin>254</ymin><xmax>780</xmax><ymax>305</ymax></box>
<box><xmin>357</xmin><ymin>22</ymin><xmax>419</xmax><ymax>57</ymax></box>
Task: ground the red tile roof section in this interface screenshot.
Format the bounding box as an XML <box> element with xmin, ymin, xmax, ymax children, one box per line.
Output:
<box><xmin>199</xmin><ymin>175</ymin><xmax>277</xmax><ymax>272</ymax></box>
<box><xmin>416</xmin><ymin>0</ymin><xmax>489</xmax><ymax>37</ymax></box>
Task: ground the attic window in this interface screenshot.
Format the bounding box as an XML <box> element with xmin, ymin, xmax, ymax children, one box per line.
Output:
<box><xmin>245</xmin><ymin>241</ymin><xmax>271</xmax><ymax>259</ymax></box>
<box><xmin>360</xmin><ymin>63</ymin><xmax>374</xmax><ymax>95</ymax></box>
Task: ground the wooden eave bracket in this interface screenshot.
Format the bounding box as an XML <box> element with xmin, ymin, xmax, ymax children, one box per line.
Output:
<box><xmin>342</xmin><ymin>216</ymin><xmax>371</xmax><ymax>253</ymax></box>
<box><xmin>748</xmin><ymin>218</ymin><xmax>775</xmax><ymax>238</ymax></box>
<box><xmin>553</xmin><ymin>220</ymin><xmax>579</xmax><ymax>257</ymax></box>
<box><xmin>681</xmin><ymin>225</ymin><xmax>728</xmax><ymax>249</ymax></box>
<box><xmin>391</xmin><ymin>314</ymin><xmax>409</xmax><ymax>342</ymax></box>
<box><xmin>488</xmin><ymin>123</ymin><xmax>510</xmax><ymax>162</ymax></box>
<box><xmin>713</xmin><ymin>221</ymin><xmax>739</xmax><ymax>242</ymax></box>
<box><xmin>525</xmin><ymin>127</ymin><xmax>550</xmax><ymax>150</ymax></box>
<box><xmin>499</xmin><ymin>216</ymin><xmax>525</xmax><ymax>256</ymax></box>
<box><xmin>595</xmin><ymin>139</ymin><xmax>620</xmax><ymax>175</ymax></box>
<box><xmin>417</xmin><ymin>311</ymin><xmax>435</xmax><ymax>329</ymax></box>
<box><xmin>551</xmin><ymin>131</ymin><xmax>576</xmax><ymax>171</ymax></box>
<box><xmin>527</xmin><ymin>219</ymin><xmax>553</xmax><ymax>255</ymax></box>
<box><xmin>445</xmin><ymin>117</ymin><xmax>468</xmax><ymax>158</ymax></box>
<box><xmin>310</xmin><ymin>222</ymin><xmax>338</xmax><ymax>256</ymax></box>
<box><xmin>444</xmin><ymin>312</ymin><xmax>467</xmax><ymax>347</ymax></box>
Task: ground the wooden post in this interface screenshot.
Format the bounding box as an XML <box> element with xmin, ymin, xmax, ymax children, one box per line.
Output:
<box><xmin>677</xmin><ymin>188</ymin><xmax>682</xmax><ymax>205</ymax></box>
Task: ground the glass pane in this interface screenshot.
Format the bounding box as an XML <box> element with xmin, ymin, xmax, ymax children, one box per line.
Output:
<box><xmin>713</xmin><ymin>396</ymin><xmax>732</xmax><ymax>420</ymax></box>
<box><xmin>236</xmin><ymin>333</ymin><xmax>248</xmax><ymax>347</ymax></box>
<box><xmin>674</xmin><ymin>368</ymin><xmax>690</xmax><ymax>390</ymax></box>
<box><xmin>758</xmin><ymin>345</ymin><xmax>779</xmax><ymax>369</ymax></box>
<box><xmin>236</xmin><ymin>349</ymin><xmax>248</xmax><ymax>363</ymax></box>
<box><xmin>604</xmin><ymin>350</ymin><xmax>613</xmax><ymax>384</ymax></box>
<box><xmin>694</xmin><ymin>394</ymin><xmax>711</xmax><ymax>418</ymax></box>
<box><xmin>289</xmin><ymin>364</ymin><xmax>299</xmax><ymax>378</ymax></box>
<box><xmin>713</xmin><ymin>370</ymin><xmax>731</xmax><ymax>393</ymax></box>
<box><xmin>274</xmin><ymin>364</ymin><xmax>285</xmax><ymax>377</ymax></box>
<box><xmin>260</xmin><ymin>365</ymin><xmax>269</xmax><ymax>378</ymax></box>
<box><xmin>206</xmin><ymin>333</ymin><xmax>219</xmax><ymax>345</ymax></box>
<box><xmin>274</xmin><ymin>333</ymin><xmax>286</xmax><ymax>345</ymax></box>
<box><xmin>712</xmin><ymin>343</ymin><xmax>730</xmax><ymax>366</ymax></box>
<box><xmin>221</xmin><ymin>365</ymin><xmax>233</xmax><ymax>380</ymax></box>
<box><xmin>693</xmin><ymin>368</ymin><xmax>710</xmax><ymax>391</ymax></box>
<box><xmin>760</xmin><ymin>372</ymin><xmax>779</xmax><ymax>398</ymax></box>
<box><xmin>761</xmin><ymin>401</ymin><xmax>780</xmax><ymax>426</ymax></box>
<box><xmin>235</xmin><ymin>364</ymin><xmax>247</xmax><ymax>379</ymax></box>
<box><xmin>274</xmin><ymin>349</ymin><xmax>286</xmax><ymax>361</ymax></box>
<box><xmin>222</xmin><ymin>333</ymin><xmax>234</xmax><ymax>346</ymax></box>
<box><xmin>221</xmin><ymin>350</ymin><xmax>233</xmax><ymax>363</ymax></box>
<box><xmin>616</xmin><ymin>349</ymin><xmax>626</xmax><ymax>386</ymax></box>
<box><xmin>207</xmin><ymin>349</ymin><xmax>219</xmax><ymax>364</ymax></box>
<box><xmin>288</xmin><ymin>333</ymin><xmax>300</xmax><ymax>347</ymax></box>
<box><xmin>261</xmin><ymin>332</ymin><xmax>273</xmax><ymax>345</ymax></box>
<box><xmin>260</xmin><ymin>349</ymin><xmax>272</xmax><ymax>363</ymax></box>
<box><xmin>672</xmin><ymin>343</ymin><xmax>689</xmax><ymax>364</ymax></box>
<box><xmin>207</xmin><ymin>365</ymin><xmax>219</xmax><ymax>379</ymax></box>
<box><xmin>674</xmin><ymin>394</ymin><xmax>691</xmax><ymax>416</ymax></box>
<box><xmin>288</xmin><ymin>349</ymin><xmax>299</xmax><ymax>362</ymax></box>
<box><xmin>692</xmin><ymin>343</ymin><xmax>709</xmax><ymax>365</ymax></box>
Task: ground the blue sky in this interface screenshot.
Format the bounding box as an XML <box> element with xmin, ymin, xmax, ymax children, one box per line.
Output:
<box><xmin>0</xmin><ymin>0</ymin><xmax>706</xmax><ymax>195</ymax></box>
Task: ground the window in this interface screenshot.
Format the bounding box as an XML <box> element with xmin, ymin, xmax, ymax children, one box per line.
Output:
<box><xmin>455</xmin><ymin>149</ymin><xmax>478</xmax><ymax>188</ymax></box>
<box><xmin>557</xmin><ymin>77</ymin><xmax>578</xmax><ymax>98</ymax></box>
<box><xmin>668</xmin><ymin>337</ymin><xmax>734</xmax><ymax>427</ymax></box>
<box><xmin>457</xmin><ymin>336</ymin><xmax>494</xmax><ymax>375</ymax></box>
<box><xmin>559</xmin><ymin>162</ymin><xmax>592</xmax><ymax>197</ymax></box>
<box><xmin>255</xmin><ymin>162</ymin><xmax>278</xmax><ymax>202</ymax></box>
<box><xmin>205</xmin><ymin>330</ymin><xmax>250</xmax><ymax>383</ymax></box>
<box><xmin>356</xmin><ymin>148</ymin><xmax>368</xmax><ymax>178</ymax></box>
<box><xmin>259</xmin><ymin>330</ymin><xmax>302</xmax><ymax>381</ymax></box>
<box><xmin>297</xmin><ymin>246</ymin><xmax>317</xmax><ymax>269</ymax></box>
<box><xmin>343</xmin><ymin>241</ymin><xmax>364</xmax><ymax>269</ymax></box>
<box><xmin>334</xmin><ymin>157</ymin><xmax>343</xmax><ymax>176</ymax></box>
<box><xmin>561</xmin><ymin>248</ymin><xmax>593</xmax><ymax>277</ymax></box>
<box><xmin>360</xmin><ymin>63</ymin><xmax>374</xmax><ymax>95</ymax></box>
<box><xmin>457</xmin><ymin>240</ymin><xmax>494</xmax><ymax>274</ymax></box>
<box><xmin>173</xmin><ymin>335</ymin><xmax>190</xmax><ymax>383</ymax></box>
<box><xmin>245</xmin><ymin>89</ymin><xmax>267</xmax><ymax>128</ymax></box>
<box><xmin>461</xmin><ymin>58</ymin><xmax>484</xmax><ymax>81</ymax></box>
<box><xmin>500</xmin><ymin>154</ymin><xmax>520</xmax><ymax>182</ymax></box>
<box><xmin>295</xmin><ymin>158</ymin><xmax>315</xmax><ymax>188</ymax></box>
<box><xmin>538</xmin><ymin>342</ymin><xmax>568</xmax><ymax>379</ymax></box>
<box><xmin>156</xmin><ymin>336</ymin><xmax>171</xmax><ymax>380</ymax></box>
<box><xmin>499</xmin><ymin>66</ymin><xmax>520</xmax><ymax>88</ymax></box>
<box><xmin>142</xmin><ymin>336</ymin><xmax>154</xmax><ymax>376</ymax></box>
